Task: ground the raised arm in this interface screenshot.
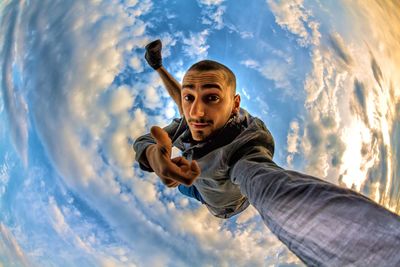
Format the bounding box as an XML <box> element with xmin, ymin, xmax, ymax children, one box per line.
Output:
<box><xmin>156</xmin><ymin>66</ymin><xmax>183</xmax><ymax>115</ymax></box>
<box><xmin>144</xmin><ymin>40</ymin><xmax>183</xmax><ymax>115</ymax></box>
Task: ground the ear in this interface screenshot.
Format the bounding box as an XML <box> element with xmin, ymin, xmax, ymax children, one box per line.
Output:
<box><xmin>232</xmin><ymin>94</ymin><xmax>241</xmax><ymax>115</ymax></box>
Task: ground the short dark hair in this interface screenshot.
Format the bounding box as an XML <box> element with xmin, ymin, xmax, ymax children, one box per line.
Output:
<box><xmin>186</xmin><ymin>60</ymin><xmax>236</xmax><ymax>95</ymax></box>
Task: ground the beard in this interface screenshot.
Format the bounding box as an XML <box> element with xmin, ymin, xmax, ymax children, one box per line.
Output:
<box><xmin>191</xmin><ymin>129</ymin><xmax>207</xmax><ymax>141</ymax></box>
<box><xmin>187</xmin><ymin>118</ymin><xmax>213</xmax><ymax>141</ymax></box>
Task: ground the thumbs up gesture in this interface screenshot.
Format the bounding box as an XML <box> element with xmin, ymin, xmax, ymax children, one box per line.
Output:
<box><xmin>145</xmin><ymin>126</ymin><xmax>201</xmax><ymax>187</ymax></box>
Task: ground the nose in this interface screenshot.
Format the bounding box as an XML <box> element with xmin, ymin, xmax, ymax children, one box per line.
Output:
<box><xmin>189</xmin><ymin>99</ymin><xmax>205</xmax><ymax>118</ymax></box>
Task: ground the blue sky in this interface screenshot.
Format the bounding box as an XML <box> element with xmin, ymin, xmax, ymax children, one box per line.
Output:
<box><xmin>0</xmin><ymin>0</ymin><xmax>399</xmax><ymax>266</ymax></box>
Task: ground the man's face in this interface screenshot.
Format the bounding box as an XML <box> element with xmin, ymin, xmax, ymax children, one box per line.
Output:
<box><xmin>181</xmin><ymin>70</ymin><xmax>240</xmax><ymax>141</ymax></box>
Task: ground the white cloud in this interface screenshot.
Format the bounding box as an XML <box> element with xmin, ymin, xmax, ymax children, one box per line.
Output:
<box><xmin>107</xmin><ymin>129</ymin><xmax>135</xmax><ymax>169</ymax></box>
<box><xmin>128</xmin><ymin>108</ymin><xmax>147</xmax><ymax>139</ymax></box>
<box><xmin>124</xmin><ymin>0</ymin><xmax>138</xmax><ymax>7</ymax></box>
<box><xmin>143</xmin><ymin>84</ymin><xmax>162</xmax><ymax>109</ymax></box>
<box><xmin>0</xmin><ymin>9</ymin><xmax>29</xmax><ymax>166</ymax></box>
<box><xmin>0</xmin><ymin>91</ymin><xmax>3</xmax><ymax>114</ymax></box>
<box><xmin>236</xmin><ymin>205</ymin><xmax>258</xmax><ymax>224</ymax></box>
<box><xmin>287</xmin><ymin>121</ymin><xmax>300</xmax><ymax>153</ymax></box>
<box><xmin>267</xmin><ymin>0</ymin><xmax>320</xmax><ymax>47</ymax></box>
<box><xmin>198</xmin><ymin>0</ymin><xmax>224</xmax><ymax>5</ymax></box>
<box><xmin>240</xmin><ymin>87</ymin><xmax>250</xmax><ymax>100</ymax></box>
<box><xmin>0</xmin><ymin>223</ymin><xmax>31</xmax><ymax>267</ymax></box>
<box><xmin>286</xmin><ymin>120</ymin><xmax>300</xmax><ymax>167</ymax></box>
<box><xmin>201</xmin><ymin>5</ymin><xmax>226</xmax><ymax>30</ymax></box>
<box><xmin>109</xmin><ymin>85</ymin><xmax>135</xmax><ymax>115</ymax></box>
<box><xmin>181</xmin><ymin>30</ymin><xmax>210</xmax><ymax>60</ymax></box>
<box><xmin>347</xmin><ymin>0</ymin><xmax>400</xmax><ymax>208</ymax></box>
<box><xmin>12</xmin><ymin>1</ymin><xmax>166</xmax><ymax>264</ymax></box>
<box><xmin>197</xmin><ymin>0</ymin><xmax>227</xmax><ymax>30</ymax></box>
<box><xmin>165</xmin><ymin>100</ymin><xmax>177</xmax><ymax>119</ymax></box>
<box><xmin>0</xmin><ymin>160</ymin><xmax>10</xmax><ymax>197</ymax></box>
<box><xmin>255</xmin><ymin>96</ymin><xmax>269</xmax><ymax>115</ymax></box>
<box><xmin>292</xmin><ymin>1</ymin><xmax>400</xmax><ymax>206</ymax></box>
<box><xmin>129</xmin><ymin>55</ymin><xmax>143</xmax><ymax>72</ymax></box>
<box><xmin>224</xmin><ymin>24</ymin><xmax>254</xmax><ymax>39</ymax></box>
<box><xmin>127</xmin><ymin>0</ymin><xmax>153</xmax><ymax>17</ymax></box>
<box><xmin>131</xmin><ymin>178</ymin><xmax>157</xmax><ymax>203</ymax></box>
<box><xmin>241</xmin><ymin>58</ymin><xmax>292</xmax><ymax>91</ymax></box>
<box><xmin>158</xmin><ymin>34</ymin><xmax>177</xmax><ymax>58</ymax></box>
<box><xmin>132</xmin><ymin>20</ymin><xmax>146</xmax><ymax>37</ymax></box>
<box><xmin>48</xmin><ymin>197</ymin><xmax>92</xmax><ymax>252</ymax></box>
<box><xmin>259</xmin><ymin>60</ymin><xmax>292</xmax><ymax>89</ymax></box>
<box><xmin>170</xmin><ymin>207</ymin><xmax>286</xmax><ymax>266</ymax></box>
<box><xmin>239</xmin><ymin>31</ymin><xmax>253</xmax><ymax>39</ymax></box>
<box><xmin>241</xmin><ymin>59</ymin><xmax>259</xmax><ymax>69</ymax></box>
<box><xmin>17</xmin><ymin>173</ymin><xmax>139</xmax><ymax>266</ymax></box>
<box><xmin>213</xmin><ymin>6</ymin><xmax>225</xmax><ymax>29</ymax></box>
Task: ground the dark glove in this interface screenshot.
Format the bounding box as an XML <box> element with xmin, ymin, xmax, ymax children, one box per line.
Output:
<box><xmin>145</xmin><ymin>39</ymin><xmax>162</xmax><ymax>70</ymax></box>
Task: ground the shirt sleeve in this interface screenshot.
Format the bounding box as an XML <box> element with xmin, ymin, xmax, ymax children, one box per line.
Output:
<box><xmin>133</xmin><ymin>117</ymin><xmax>185</xmax><ymax>172</ymax></box>
<box><xmin>229</xmin><ymin>144</ymin><xmax>400</xmax><ymax>266</ymax></box>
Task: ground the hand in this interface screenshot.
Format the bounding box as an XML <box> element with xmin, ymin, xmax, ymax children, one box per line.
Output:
<box><xmin>144</xmin><ymin>39</ymin><xmax>162</xmax><ymax>70</ymax></box>
<box><xmin>146</xmin><ymin>126</ymin><xmax>201</xmax><ymax>187</ymax></box>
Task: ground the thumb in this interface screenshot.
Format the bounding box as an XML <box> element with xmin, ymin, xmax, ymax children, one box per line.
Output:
<box><xmin>150</xmin><ymin>126</ymin><xmax>172</xmax><ymax>153</ymax></box>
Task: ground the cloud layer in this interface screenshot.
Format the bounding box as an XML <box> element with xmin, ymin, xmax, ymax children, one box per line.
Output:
<box><xmin>1</xmin><ymin>0</ymin><xmax>399</xmax><ymax>266</ymax></box>
<box><xmin>272</xmin><ymin>0</ymin><xmax>400</xmax><ymax>213</ymax></box>
<box><xmin>1</xmin><ymin>0</ymin><xmax>302</xmax><ymax>266</ymax></box>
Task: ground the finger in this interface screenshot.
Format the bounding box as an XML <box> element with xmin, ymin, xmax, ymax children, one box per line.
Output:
<box><xmin>162</xmin><ymin>177</ymin><xmax>180</xmax><ymax>188</ymax></box>
<box><xmin>165</xmin><ymin>160</ymin><xmax>199</xmax><ymax>186</ymax></box>
<box><xmin>171</xmin><ymin>156</ymin><xmax>190</xmax><ymax>166</ymax></box>
<box><xmin>190</xmin><ymin>160</ymin><xmax>201</xmax><ymax>176</ymax></box>
<box><xmin>169</xmin><ymin>181</ymin><xmax>180</xmax><ymax>187</ymax></box>
<box><xmin>171</xmin><ymin>156</ymin><xmax>190</xmax><ymax>172</ymax></box>
<box><xmin>171</xmin><ymin>157</ymin><xmax>200</xmax><ymax>176</ymax></box>
<box><xmin>151</xmin><ymin>126</ymin><xmax>172</xmax><ymax>147</ymax></box>
<box><xmin>151</xmin><ymin>126</ymin><xmax>172</xmax><ymax>154</ymax></box>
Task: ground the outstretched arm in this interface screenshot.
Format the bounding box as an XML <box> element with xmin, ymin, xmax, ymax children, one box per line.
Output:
<box><xmin>230</xmin><ymin>144</ymin><xmax>400</xmax><ymax>266</ymax></box>
<box><xmin>145</xmin><ymin>40</ymin><xmax>183</xmax><ymax>115</ymax></box>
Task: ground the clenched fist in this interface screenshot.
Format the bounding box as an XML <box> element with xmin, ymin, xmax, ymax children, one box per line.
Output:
<box><xmin>144</xmin><ymin>39</ymin><xmax>163</xmax><ymax>70</ymax></box>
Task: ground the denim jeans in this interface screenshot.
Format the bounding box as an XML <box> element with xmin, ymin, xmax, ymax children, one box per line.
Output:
<box><xmin>178</xmin><ymin>184</ymin><xmax>205</xmax><ymax>204</ymax></box>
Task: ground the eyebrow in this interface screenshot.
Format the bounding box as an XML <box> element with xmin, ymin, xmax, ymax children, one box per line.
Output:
<box><xmin>182</xmin><ymin>83</ymin><xmax>223</xmax><ymax>91</ymax></box>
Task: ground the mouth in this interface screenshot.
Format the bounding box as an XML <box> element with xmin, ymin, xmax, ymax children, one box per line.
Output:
<box><xmin>190</xmin><ymin>122</ymin><xmax>210</xmax><ymax>129</ymax></box>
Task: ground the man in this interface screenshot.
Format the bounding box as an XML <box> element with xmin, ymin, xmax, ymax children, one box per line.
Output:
<box><xmin>133</xmin><ymin>40</ymin><xmax>400</xmax><ymax>266</ymax></box>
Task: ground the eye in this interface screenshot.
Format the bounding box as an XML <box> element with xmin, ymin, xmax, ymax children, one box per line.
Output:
<box><xmin>205</xmin><ymin>95</ymin><xmax>220</xmax><ymax>102</ymax></box>
<box><xmin>183</xmin><ymin>94</ymin><xmax>194</xmax><ymax>102</ymax></box>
